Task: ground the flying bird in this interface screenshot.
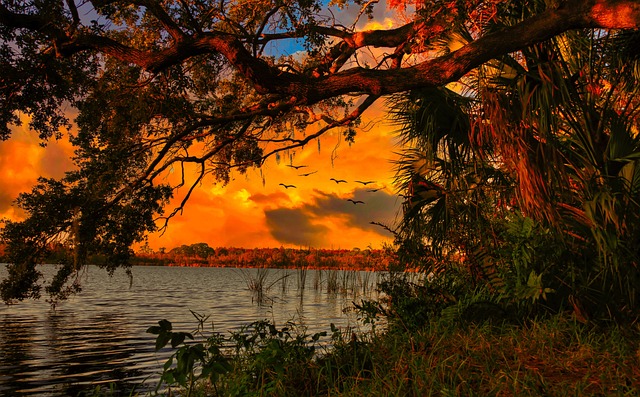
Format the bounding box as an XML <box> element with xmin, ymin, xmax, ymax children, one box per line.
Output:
<box><xmin>347</xmin><ymin>199</ymin><xmax>365</xmax><ymax>205</ymax></box>
<box><xmin>330</xmin><ymin>178</ymin><xmax>347</xmax><ymax>184</ymax></box>
<box><xmin>279</xmin><ymin>183</ymin><xmax>297</xmax><ymax>189</ymax></box>
<box><xmin>367</xmin><ymin>187</ymin><xmax>383</xmax><ymax>192</ymax></box>
<box><xmin>286</xmin><ymin>164</ymin><xmax>307</xmax><ymax>170</ymax></box>
<box><xmin>355</xmin><ymin>180</ymin><xmax>375</xmax><ymax>185</ymax></box>
<box><xmin>298</xmin><ymin>171</ymin><xmax>318</xmax><ymax>177</ymax></box>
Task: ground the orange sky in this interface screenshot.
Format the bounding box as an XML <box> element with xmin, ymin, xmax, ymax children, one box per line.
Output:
<box><xmin>0</xmin><ymin>4</ymin><xmax>408</xmax><ymax>252</ymax></box>
<box><xmin>0</xmin><ymin>102</ymin><xmax>403</xmax><ymax>251</ymax></box>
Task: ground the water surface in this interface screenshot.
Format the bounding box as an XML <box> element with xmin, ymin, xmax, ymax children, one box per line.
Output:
<box><xmin>0</xmin><ymin>265</ymin><xmax>381</xmax><ymax>396</ymax></box>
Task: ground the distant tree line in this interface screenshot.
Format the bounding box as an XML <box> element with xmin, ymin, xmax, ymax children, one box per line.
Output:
<box><xmin>132</xmin><ymin>243</ymin><xmax>397</xmax><ymax>271</ymax></box>
<box><xmin>0</xmin><ymin>242</ymin><xmax>396</xmax><ymax>271</ymax></box>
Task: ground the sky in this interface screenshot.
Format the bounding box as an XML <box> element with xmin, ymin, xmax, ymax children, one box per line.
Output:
<box><xmin>0</xmin><ymin>101</ymin><xmax>403</xmax><ymax>251</ymax></box>
<box><xmin>0</xmin><ymin>1</ymin><xmax>408</xmax><ymax>251</ymax></box>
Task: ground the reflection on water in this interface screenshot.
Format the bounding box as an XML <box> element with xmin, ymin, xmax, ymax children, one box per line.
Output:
<box><xmin>0</xmin><ymin>265</ymin><xmax>381</xmax><ymax>396</ymax></box>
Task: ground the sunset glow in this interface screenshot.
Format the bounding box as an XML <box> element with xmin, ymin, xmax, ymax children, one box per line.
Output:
<box><xmin>0</xmin><ymin>106</ymin><xmax>401</xmax><ymax>251</ymax></box>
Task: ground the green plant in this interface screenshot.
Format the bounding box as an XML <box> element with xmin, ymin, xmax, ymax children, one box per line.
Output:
<box><xmin>147</xmin><ymin>313</ymin><xmax>334</xmax><ymax>396</ymax></box>
<box><xmin>147</xmin><ymin>312</ymin><xmax>232</xmax><ymax>397</ymax></box>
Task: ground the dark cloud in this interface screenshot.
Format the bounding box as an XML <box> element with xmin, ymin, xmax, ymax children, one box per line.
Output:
<box><xmin>264</xmin><ymin>207</ymin><xmax>329</xmax><ymax>247</ymax></box>
<box><xmin>304</xmin><ymin>190</ymin><xmax>348</xmax><ymax>216</ymax></box>
<box><xmin>302</xmin><ymin>188</ymin><xmax>401</xmax><ymax>237</ymax></box>
<box><xmin>347</xmin><ymin>188</ymin><xmax>401</xmax><ymax>233</ymax></box>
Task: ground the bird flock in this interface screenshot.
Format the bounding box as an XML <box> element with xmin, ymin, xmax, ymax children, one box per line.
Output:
<box><xmin>280</xmin><ymin>164</ymin><xmax>385</xmax><ymax>205</ymax></box>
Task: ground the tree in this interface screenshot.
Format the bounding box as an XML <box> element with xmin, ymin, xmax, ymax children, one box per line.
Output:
<box><xmin>1</xmin><ymin>0</ymin><xmax>639</xmax><ymax>302</ymax></box>
<box><xmin>390</xmin><ymin>19</ymin><xmax>640</xmax><ymax>320</ymax></box>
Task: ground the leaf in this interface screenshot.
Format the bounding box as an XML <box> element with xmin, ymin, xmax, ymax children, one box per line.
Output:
<box><xmin>158</xmin><ymin>319</ymin><xmax>172</xmax><ymax>331</ymax></box>
<box><xmin>155</xmin><ymin>332</ymin><xmax>172</xmax><ymax>351</ymax></box>
<box><xmin>171</xmin><ymin>333</ymin><xmax>186</xmax><ymax>348</ymax></box>
<box><xmin>146</xmin><ymin>326</ymin><xmax>161</xmax><ymax>334</ymax></box>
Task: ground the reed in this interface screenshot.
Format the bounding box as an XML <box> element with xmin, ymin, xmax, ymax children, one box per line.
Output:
<box><xmin>238</xmin><ymin>267</ymin><xmax>270</xmax><ymax>293</ymax></box>
<box><xmin>313</xmin><ymin>269</ymin><xmax>323</xmax><ymax>290</ymax></box>
<box><xmin>326</xmin><ymin>270</ymin><xmax>339</xmax><ymax>294</ymax></box>
<box><xmin>280</xmin><ymin>269</ymin><xmax>290</xmax><ymax>294</ymax></box>
<box><xmin>238</xmin><ymin>267</ymin><xmax>284</xmax><ymax>304</ymax></box>
<box><xmin>297</xmin><ymin>266</ymin><xmax>308</xmax><ymax>291</ymax></box>
<box><xmin>340</xmin><ymin>270</ymin><xmax>356</xmax><ymax>295</ymax></box>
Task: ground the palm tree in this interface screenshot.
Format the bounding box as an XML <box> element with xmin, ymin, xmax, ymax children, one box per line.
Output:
<box><xmin>390</xmin><ymin>4</ymin><xmax>640</xmax><ymax>320</ymax></box>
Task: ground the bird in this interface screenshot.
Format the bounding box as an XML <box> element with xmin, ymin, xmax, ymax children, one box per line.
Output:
<box><xmin>347</xmin><ymin>199</ymin><xmax>365</xmax><ymax>204</ymax></box>
<box><xmin>298</xmin><ymin>171</ymin><xmax>318</xmax><ymax>177</ymax></box>
<box><xmin>367</xmin><ymin>187</ymin><xmax>383</xmax><ymax>192</ymax></box>
<box><xmin>355</xmin><ymin>180</ymin><xmax>375</xmax><ymax>185</ymax></box>
<box><xmin>279</xmin><ymin>183</ymin><xmax>296</xmax><ymax>189</ymax></box>
<box><xmin>330</xmin><ymin>178</ymin><xmax>347</xmax><ymax>184</ymax></box>
<box><xmin>286</xmin><ymin>164</ymin><xmax>307</xmax><ymax>170</ymax></box>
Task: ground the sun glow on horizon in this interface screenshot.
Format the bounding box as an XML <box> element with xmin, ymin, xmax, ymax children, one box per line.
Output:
<box><xmin>0</xmin><ymin>102</ymin><xmax>401</xmax><ymax>252</ymax></box>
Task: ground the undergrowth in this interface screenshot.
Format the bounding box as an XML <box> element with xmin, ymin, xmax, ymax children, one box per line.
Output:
<box><xmin>125</xmin><ymin>282</ymin><xmax>640</xmax><ymax>397</ymax></box>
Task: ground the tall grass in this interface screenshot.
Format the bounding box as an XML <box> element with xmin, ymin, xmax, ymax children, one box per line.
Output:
<box><xmin>238</xmin><ymin>267</ymin><xmax>289</xmax><ymax>304</ymax></box>
<box><xmin>279</xmin><ymin>269</ymin><xmax>290</xmax><ymax>294</ymax></box>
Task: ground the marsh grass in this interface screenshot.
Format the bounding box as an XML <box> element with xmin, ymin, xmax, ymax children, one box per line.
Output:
<box><xmin>237</xmin><ymin>268</ymin><xmax>289</xmax><ymax>304</ymax></box>
<box><xmin>297</xmin><ymin>266</ymin><xmax>308</xmax><ymax>291</ymax></box>
<box><xmin>327</xmin><ymin>270</ymin><xmax>339</xmax><ymax>294</ymax></box>
<box><xmin>279</xmin><ymin>269</ymin><xmax>290</xmax><ymax>294</ymax></box>
<box><xmin>313</xmin><ymin>269</ymin><xmax>323</xmax><ymax>290</ymax></box>
<box><xmin>353</xmin><ymin>317</ymin><xmax>640</xmax><ymax>397</ymax></box>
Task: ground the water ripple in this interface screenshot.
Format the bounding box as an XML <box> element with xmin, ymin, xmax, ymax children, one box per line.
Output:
<box><xmin>0</xmin><ymin>265</ymin><xmax>380</xmax><ymax>396</ymax></box>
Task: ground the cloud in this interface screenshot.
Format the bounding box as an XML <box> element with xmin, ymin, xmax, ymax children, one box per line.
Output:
<box><xmin>0</xmin><ymin>121</ymin><xmax>76</xmax><ymax>218</ymax></box>
<box><xmin>40</xmin><ymin>141</ymin><xmax>75</xmax><ymax>179</ymax></box>
<box><xmin>346</xmin><ymin>188</ymin><xmax>401</xmax><ymax>232</ymax></box>
<box><xmin>332</xmin><ymin>0</ymin><xmax>397</xmax><ymax>30</ymax></box>
<box><xmin>249</xmin><ymin>191</ymin><xmax>291</xmax><ymax>206</ymax></box>
<box><xmin>303</xmin><ymin>188</ymin><xmax>400</xmax><ymax>237</ymax></box>
<box><xmin>0</xmin><ymin>140</ymin><xmax>42</xmax><ymax>213</ymax></box>
<box><xmin>264</xmin><ymin>207</ymin><xmax>329</xmax><ymax>247</ymax></box>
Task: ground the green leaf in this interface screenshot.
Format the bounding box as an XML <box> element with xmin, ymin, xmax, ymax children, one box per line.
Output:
<box><xmin>158</xmin><ymin>319</ymin><xmax>172</xmax><ymax>331</ymax></box>
<box><xmin>155</xmin><ymin>332</ymin><xmax>172</xmax><ymax>351</ymax></box>
<box><xmin>146</xmin><ymin>326</ymin><xmax>161</xmax><ymax>334</ymax></box>
<box><xmin>171</xmin><ymin>333</ymin><xmax>186</xmax><ymax>348</ymax></box>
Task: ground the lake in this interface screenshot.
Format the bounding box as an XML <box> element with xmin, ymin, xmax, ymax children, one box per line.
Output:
<box><xmin>0</xmin><ymin>264</ymin><xmax>383</xmax><ymax>396</ymax></box>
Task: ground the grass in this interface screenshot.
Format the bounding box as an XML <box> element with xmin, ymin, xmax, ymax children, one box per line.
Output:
<box><xmin>347</xmin><ymin>317</ymin><xmax>640</xmax><ymax>397</ymax></box>
<box><xmin>111</xmin><ymin>313</ymin><xmax>638</xmax><ymax>397</ymax></box>
<box><xmin>84</xmin><ymin>270</ymin><xmax>640</xmax><ymax>397</ymax></box>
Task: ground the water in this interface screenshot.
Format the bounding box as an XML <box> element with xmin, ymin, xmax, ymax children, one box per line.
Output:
<box><xmin>0</xmin><ymin>265</ymin><xmax>382</xmax><ymax>396</ymax></box>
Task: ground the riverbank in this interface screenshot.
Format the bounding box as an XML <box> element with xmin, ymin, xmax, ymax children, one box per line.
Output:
<box><xmin>88</xmin><ymin>313</ymin><xmax>640</xmax><ymax>397</ymax></box>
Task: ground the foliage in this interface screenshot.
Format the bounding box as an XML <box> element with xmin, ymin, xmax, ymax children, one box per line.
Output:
<box><xmin>1</xmin><ymin>0</ymin><xmax>638</xmax><ymax>301</ymax></box>
<box><xmin>390</xmin><ymin>15</ymin><xmax>640</xmax><ymax>321</ymax></box>
<box><xmin>135</xmin><ymin>246</ymin><xmax>395</xmax><ymax>270</ymax></box>
<box><xmin>143</xmin><ymin>310</ymin><xmax>640</xmax><ymax>397</ymax></box>
<box><xmin>146</xmin><ymin>314</ymin><xmax>341</xmax><ymax>396</ymax></box>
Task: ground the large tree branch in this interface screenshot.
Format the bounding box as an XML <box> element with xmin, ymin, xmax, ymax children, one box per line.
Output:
<box><xmin>133</xmin><ymin>0</ymin><xmax>187</xmax><ymax>42</ymax></box>
<box><xmin>2</xmin><ymin>1</ymin><xmax>640</xmax><ymax>108</ymax></box>
<box><xmin>299</xmin><ymin>0</ymin><xmax>640</xmax><ymax>101</ymax></box>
